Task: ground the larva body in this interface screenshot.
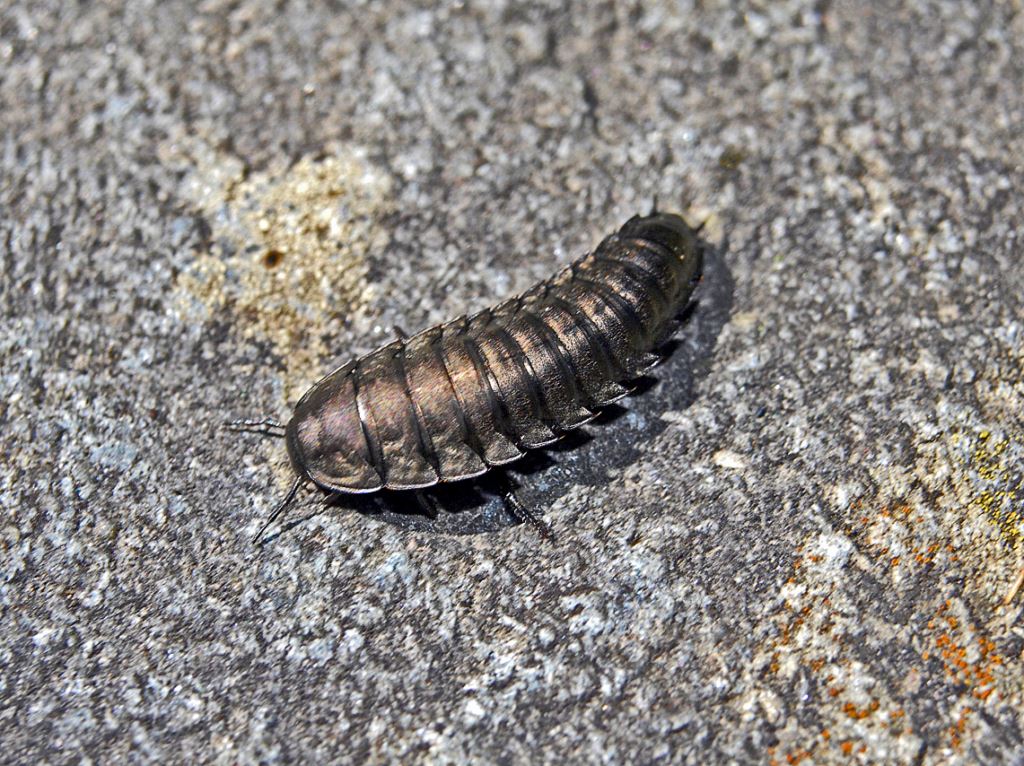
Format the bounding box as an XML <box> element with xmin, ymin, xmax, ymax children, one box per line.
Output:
<box><xmin>285</xmin><ymin>212</ymin><xmax>702</xmax><ymax>496</ymax></box>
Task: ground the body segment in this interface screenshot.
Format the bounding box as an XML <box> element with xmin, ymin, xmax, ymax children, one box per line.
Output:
<box><xmin>286</xmin><ymin>212</ymin><xmax>702</xmax><ymax>493</ymax></box>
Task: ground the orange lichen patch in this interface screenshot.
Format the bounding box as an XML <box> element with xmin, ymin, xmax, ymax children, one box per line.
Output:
<box><xmin>926</xmin><ymin>602</ymin><xmax>1004</xmax><ymax>703</ymax></box>
<box><xmin>746</xmin><ymin>413</ymin><xmax>1024</xmax><ymax>765</ymax></box>
<box><xmin>846</xmin><ymin>358</ymin><xmax>1024</xmax><ymax>613</ymax></box>
<box><xmin>913</xmin><ymin>543</ymin><xmax>941</xmax><ymax>566</ymax></box>
<box><xmin>853</xmin><ymin>501</ymin><xmax>936</xmax><ymax>560</ymax></box>
<box><xmin>749</xmin><ymin>537</ymin><xmax>930</xmax><ymax>762</ymax></box>
<box><xmin>762</xmin><ymin>337</ymin><xmax>1024</xmax><ymax>758</ymax></box>
<box><xmin>842</xmin><ymin>700</ymin><xmax>880</xmax><ymax>720</ymax></box>
<box><xmin>974</xmin><ymin>686</ymin><xmax>995</xmax><ymax>702</ymax></box>
<box><xmin>912</xmin><ymin>600</ymin><xmax>1013</xmax><ymax>751</ymax></box>
<box><xmin>748</xmin><ymin>506</ymin><xmax>1023</xmax><ymax>763</ymax></box>
<box><xmin>850</xmin><ymin>465</ymin><xmax>1021</xmax><ymax>627</ymax></box>
<box><xmin>948</xmin><ymin>706</ymin><xmax>973</xmax><ymax>751</ymax></box>
<box><xmin>770</xmin><ymin>745</ymin><xmax>819</xmax><ymax>766</ymax></box>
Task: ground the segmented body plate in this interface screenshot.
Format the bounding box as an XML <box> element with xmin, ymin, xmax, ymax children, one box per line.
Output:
<box><xmin>286</xmin><ymin>213</ymin><xmax>702</xmax><ymax>493</ymax></box>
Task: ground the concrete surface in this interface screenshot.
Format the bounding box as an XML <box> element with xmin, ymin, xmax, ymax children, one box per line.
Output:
<box><xmin>2</xmin><ymin>0</ymin><xmax>1023</xmax><ymax>763</ymax></box>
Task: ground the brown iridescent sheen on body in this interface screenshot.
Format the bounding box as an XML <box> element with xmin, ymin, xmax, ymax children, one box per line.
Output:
<box><xmin>285</xmin><ymin>212</ymin><xmax>702</xmax><ymax>495</ymax></box>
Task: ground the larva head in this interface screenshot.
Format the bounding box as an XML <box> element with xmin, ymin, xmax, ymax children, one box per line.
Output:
<box><xmin>284</xmin><ymin>362</ymin><xmax>384</xmax><ymax>495</ymax></box>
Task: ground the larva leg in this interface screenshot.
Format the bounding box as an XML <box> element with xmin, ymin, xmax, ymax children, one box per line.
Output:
<box><xmin>252</xmin><ymin>475</ymin><xmax>304</xmax><ymax>544</ymax></box>
<box><xmin>414</xmin><ymin>490</ymin><xmax>439</xmax><ymax>519</ymax></box>
<box><xmin>225</xmin><ymin>417</ymin><xmax>286</xmax><ymax>438</ymax></box>
<box><xmin>497</xmin><ymin>474</ymin><xmax>555</xmax><ymax>541</ymax></box>
<box><xmin>393</xmin><ymin>325</ymin><xmax>409</xmax><ymax>341</ymax></box>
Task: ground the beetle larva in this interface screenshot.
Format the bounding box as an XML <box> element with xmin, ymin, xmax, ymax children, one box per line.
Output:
<box><xmin>231</xmin><ymin>211</ymin><xmax>702</xmax><ymax>540</ymax></box>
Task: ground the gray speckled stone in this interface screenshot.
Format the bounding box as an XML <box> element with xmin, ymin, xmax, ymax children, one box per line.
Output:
<box><xmin>2</xmin><ymin>1</ymin><xmax>1023</xmax><ymax>763</ymax></box>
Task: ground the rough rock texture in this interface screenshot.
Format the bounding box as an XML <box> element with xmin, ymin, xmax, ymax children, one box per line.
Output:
<box><xmin>2</xmin><ymin>1</ymin><xmax>1023</xmax><ymax>763</ymax></box>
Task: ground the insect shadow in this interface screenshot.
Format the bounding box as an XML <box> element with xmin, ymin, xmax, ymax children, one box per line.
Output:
<box><xmin>318</xmin><ymin>237</ymin><xmax>736</xmax><ymax>537</ymax></box>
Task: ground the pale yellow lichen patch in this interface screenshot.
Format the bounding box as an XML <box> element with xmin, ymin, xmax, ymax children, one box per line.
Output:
<box><xmin>957</xmin><ymin>430</ymin><xmax>1022</xmax><ymax>548</ymax></box>
<box><xmin>171</xmin><ymin>139</ymin><xmax>392</xmax><ymax>402</ymax></box>
<box><xmin>942</xmin><ymin>341</ymin><xmax>1024</xmax><ymax>555</ymax></box>
<box><xmin>877</xmin><ymin>335</ymin><xmax>1024</xmax><ymax>611</ymax></box>
<box><xmin>898</xmin><ymin>430</ymin><xmax>1021</xmax><ymax>614</ymax></box>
